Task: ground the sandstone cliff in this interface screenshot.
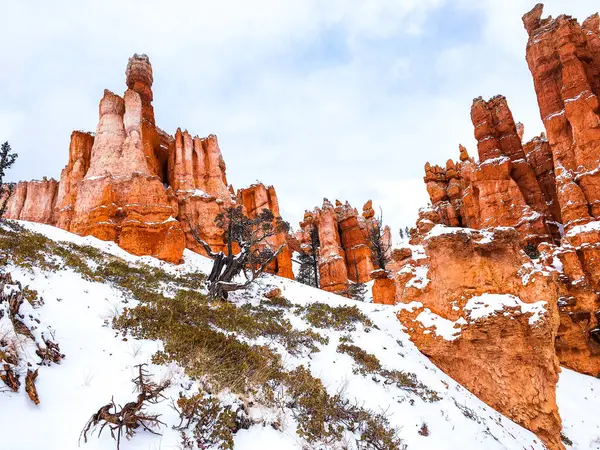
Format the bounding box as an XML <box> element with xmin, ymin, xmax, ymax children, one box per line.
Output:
<box><xmin>296</xmin><ymin>199</ymin><xmax>391</xmax><ymax>295</ymax></box>
<box><xmin>3</xmin><ymin>55</ymin><xmax>290</xmax><ymax>276</ymax></box>
<box><xmin>415</xmin><ymin>5</ymin><xmax>600</xmax><ymax>378</ymax></box>
<box><xmin>238</xmin><ymin>183</ymin><xmax>293</xmax><ymax>279</ymax></box>
<box><xmin>394</xmin><ymin>225</ymin><xmax>563</xmax><ymax>450</ymax></box>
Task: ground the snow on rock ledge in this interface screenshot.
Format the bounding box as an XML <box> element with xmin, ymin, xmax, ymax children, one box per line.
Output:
<box><xmin>392</xmin><ymin>225</ymin><xmax>565</xmax><ymax>450</ymax></box>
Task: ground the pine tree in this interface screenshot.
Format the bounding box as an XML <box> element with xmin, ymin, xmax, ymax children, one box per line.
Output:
<box><xmin>399</xmin><ymin>228</ymin><xmax>404</xmax><ymax>240</ymax></box>
<box><xmin>190</xmin><ymin>205</ymin><xmax>290</xmax><ymax>300</ymax></box>
<box><xmin>296</xmin><ymin>225</ymin><xmax>320</xmax><ymax>288</ymax></box>
<box><xmin>0</xmin><ymin>142</ymin><xmax>18</xmax><ymax>219</ymax></box>
<box><xmin>345</xmin><ymin>280</ymin><xmax>367</xmax><ymax>301</ymax></box>
<box><xmin>367</xmin><ymin>209</ymin><xmax>391</xmax><ymax>271</ymax></box>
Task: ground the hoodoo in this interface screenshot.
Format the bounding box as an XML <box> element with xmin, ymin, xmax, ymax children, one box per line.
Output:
<box><xmin>3</xmin><ymin>54</ymin><xmax>293</xmax><ymax>275</ymax></box>
<box><xmin>370</xmin><ymin>4</ymin><xmax>600</xmax><ymax>449</ymax></box>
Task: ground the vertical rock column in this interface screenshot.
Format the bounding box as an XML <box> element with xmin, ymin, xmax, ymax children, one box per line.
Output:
<box><xmin>69</xmin><ymin>55</ymin><xmax>185</xmax><ymax>263</ymax></box>
<box><xmin>237</xmin><ymin>183</ymin><xmax>294</xmax><ymax>279</ymax></box>
<box><xmin>524</xmin><ymin>4</ymin><xmax>600</xmax><ymax>373</ymax></box>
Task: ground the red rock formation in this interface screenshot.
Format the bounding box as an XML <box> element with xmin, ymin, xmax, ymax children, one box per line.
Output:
<box><xmin>4</xmin><ymin>178</ymin><xmax>58</xmax><ymax>224</ymax></box>
<box><xmin>238</xmin><ymin>183</ymin><xmax>293</xmax><ymax>279</ymax></box>
<box><xmin>55</xmin><ymin>131</ymin><xmax>94</xmax><ymax>229</ymax></box>
<box><xmin>522</xmin><ymin>4</ymin><xmax>600</xmax><ymax>375</ymax></box>
<box><xmin>523</xmin><ymin>133</ymin><xmax>562</xmax><ymax>224</ymax></box>
<box><xmin>316</xmin><ymin>199</ymin><xmax>349</xmax><ymax>293</ymax></box>
<box><xmin>296</xmin><ymin>199</ymin><xmax>391</xmax><ymax>294</ymax></box>
<box><xmin>335</xmin><ymin>201</ymin><xmax>374</xmax><ymax>283</ymax></box>
<box><xmin>394</xmin><ymin>226</ymin><xmax>564</xmax><ymax>450</ymax></box>
<box><xmin>170</xmin><ymin>129</ymin><xmax>233</xmax><ymax>255</ymax></box>
<box><xmin>67</xmin><ymin>80</ymin><xmax>185</xmax><ymax>263</ymax></box>
<box><xmin>410</xmin><ymin>5</ymin><xmax>600</xmax><ymax>383</ymax></box>
<box><xmin>371</xmin><ymin>269</ymin><xmax>395</xmax><ymax>305</ymax></box>
<box><xmin>425</xmin><ymin>96</ymin><xmax>556</xmax><ymax>245</ymax></box>
<box><xmin>3</xmin><ymin>54</ymin><xmax>291</xmax><ymax>269</ymax></box>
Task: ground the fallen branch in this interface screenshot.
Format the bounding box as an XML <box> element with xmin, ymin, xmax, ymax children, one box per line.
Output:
<box><xmin>79</xmin><ymin>364</ymin><xmax>169</xmax><ymax>449</ymax></box>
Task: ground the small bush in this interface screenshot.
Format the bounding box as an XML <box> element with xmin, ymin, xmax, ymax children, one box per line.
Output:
<box><xmin>524</xmin><ymin>243</ymin><xmax>540</xmax><ymax>259</ymax></box>
<box><xmin>261</xmin><ymin>296</ymin><xmax>292</xmax><ymax>308</ymax></box>
<box><xmin>337</xmin><ymin>343</ymin><xmax>381</xmax><ymax>375</ymax></box>
<box><xmin>285</xmin><ymin>366</ymin><xmax>404</xmax><ymax>449</ymax></box>
<box><xmin>337</xmin><ymin>343</ymin><xmax>440</xmax><ymax>402</ymax></box>
<box><xmin>174</xmin><ymin>394</ymin><xmax>237</xmax><ymax>450</ymax></box>
<box><xmin>561</xmin><ymin>432</ymin><xmax>573</xmax><ymax>446</ymax></box>
<box><xmin>302</xmin><ymin>303</ymin><xmax>373</xmax><ymax>331</ymax></box>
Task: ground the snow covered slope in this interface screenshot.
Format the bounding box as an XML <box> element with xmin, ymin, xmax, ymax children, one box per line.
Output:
<box><xmin>0</xmin><ymin>221</ymin><xmax>598</xmax><ymax>449</ymax></box>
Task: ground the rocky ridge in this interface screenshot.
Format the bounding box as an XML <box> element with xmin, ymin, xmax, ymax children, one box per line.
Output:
<box><xmin>372</xmin><ymin>5</ymin><xmax>600</xmax><ymax>449</ymax></box>
<box><xmin>3</xmin><ymin>55</ymin><xmax>292</xmax><ymax>276</ymax></box>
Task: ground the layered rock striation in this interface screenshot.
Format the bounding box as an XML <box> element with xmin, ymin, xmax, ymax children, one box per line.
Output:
<box><xmin>424</xmin><ymin>96</ymin><xmax>557</xmax><ymax>245</ymax></box>
<box><xmin>394</xmin><ymin>226</ymin><xmax>564</xmax><ymax>450</ymax></box>
<box><xmin>295</xmin><ymin>199</ymin><xmax>391</xmax><ymax>295</ymax></box>
<box><xmin>4</xmin><ymin>55</ymin><xmax>290</xmax><ymax>275</ymax></box>
<box><xmin>415</xmin><ymin>5</ymin><xmax>600</xmax><ymax>377</ymax></box>
<box><xmin>238</xmin><ymin>183</ymin><xmax>293</xmax><ymax>279</ymax></box>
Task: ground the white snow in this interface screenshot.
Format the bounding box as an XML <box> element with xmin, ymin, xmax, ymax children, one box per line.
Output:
<box><xmin>480</xmin><ymin>155</ymin><xmax>510</xmax><ymax>166</ymax></box>
<box><xmin>406</xmin><ymin>265</ymin><xmax>430</xmax><ymax>289</ymax></box>
<box><xmin>414</xmin><ymin>309</ymin><xmax>464</xmax><ymax>341</ymax></box>
<box><xmin>0</xmin><ymin>221</ymin><xmax>596</xmax><ymax>449</ymax></box>
<box><xmin>566</xmin><ymin>220</ymin><xmax>600</xmax><ymax>237</ymax></box>
<box><xmin>557</xmin><ymin>368</ymin><xmax>600</xmax><ymax>449</ymax></box>
<box><xmin>543</xmin><ymin>109</ymin><xmax>565</xmax><ymax>121</ymax></box>
<box><xmin>464</xmin><ymin>293</ymin><xmax>547</xmax><ymax>325</ymax></box>
<box><xmin>564</xmin><ymin>90</ymin><xmax>589</xmax><ymax>104</ymax></box>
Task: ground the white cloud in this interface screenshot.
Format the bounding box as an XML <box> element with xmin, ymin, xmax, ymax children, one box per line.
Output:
<box><xmin>1</xmin><ymin>0</ymin><xmax>599</xmax><ymax>236</ymax></box>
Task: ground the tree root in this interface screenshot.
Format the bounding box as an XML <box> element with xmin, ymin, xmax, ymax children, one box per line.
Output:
<box><xmin>79</xmin><ymin>364</ymin><xmax>169</xmax><ymax>449</ymax></box>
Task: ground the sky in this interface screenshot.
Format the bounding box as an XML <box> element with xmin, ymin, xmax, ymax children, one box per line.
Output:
<box><xmin>1</xmin><ymin>0</ymin><xmax>598</xmax><ymax>239</ymax></box>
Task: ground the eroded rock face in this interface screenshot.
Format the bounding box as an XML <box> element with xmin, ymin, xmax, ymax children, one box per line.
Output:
<box><xmin>55</xmin><ymin>131</ymin><xmax>94</xmax><ymax>229</ymax></box>
<box><xmin>4</xmin><ymin>178</ymin><xmax>59</xmax><ymax>224</ymax></box>
<box><xmin>238</xmin><ymin>183</ymin><xmax>293</xmax><ymax>279</ymax></box>
<box><xmin>170</xmin><ymin>129</ymin><xmax>233</xmax><ymax>256</ymax></box>
<box><xmin>296</xmin><ymin>199</ymin><xmax>390</xmax><ymax>294</ymax></box>
<box><xmin>425</xmin><ymin>97</ymin><xmax>556</xmax><ymax>245</ymax></box>
<box><xmin>421</xmin><ymin>9</ymin><xmax>600</xmax><ymax>376</ymax></box>
<box><xmin>335</xmin><ymin>202</ymin><xmax>375</xmax><ymax>283</ymax></box>
<box><xmin>393</xmin><ymin>226</ymin><xmax>564</xmax><ymax>450</ymax></box>
<box><xmin>316</xmin><ymin>199</ymin><xmax>349</xmax><ymax>293</ymax></box>
<box><xmin>3</xmin><ymin>54</ymin><xmax>290</xmax><ymax>270</ymax></box>
<box><xmin>521</xmin><ymin>4</ymin><xmax>600</xmax><ymax>375</ymax></box>
<box><xmin>68</xmin><ymin>85</ymin><xmax>185</xmax><ymax>263</ymax></box>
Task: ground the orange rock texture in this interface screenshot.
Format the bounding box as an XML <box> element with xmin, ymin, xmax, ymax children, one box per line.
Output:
<box><xmin>424</xmin><ymin>96</ymin><xmax>556</xmax><ymax>245</ymax></box>
<box><xmin>371</xmin><ymin>5</ymin><xmax>600</xmax><ymax>447</ymax></box>
<box><xmin>394</xmin><ymin>226</ymin><xmax>563</xmax><ymax>450</ymax></box>
<box><xmin>415</xmin><ymin>5</ymin><xmax>600</xmax><ymax>377</ymax></box>
<box><xmin>296</xmin><ymin>199</ymin><xmax>390</xmax><ymax>295</ymax></box>
<box><xmin>238</xmin><ymin>183</ymin><xmax>293</xmax><ymax>279</ymax></box>
<box><xmin>3</xmin><ymin>54</ymin><xmax>290</xmax><ymax>274</ymax></box>
<box><xmin>5</xmin><ymin>178</ymin><xmax>59</xmax><ymax>224</ymax></box>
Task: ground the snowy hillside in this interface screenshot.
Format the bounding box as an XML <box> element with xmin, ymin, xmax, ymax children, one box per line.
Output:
<box><xmin>0</xmin><ymin>221</ymin><xmax>598</xmax><ymax>450</ymax></box>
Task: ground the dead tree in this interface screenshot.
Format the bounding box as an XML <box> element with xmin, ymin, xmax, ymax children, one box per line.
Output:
<box><xmin>295</xmin><ymin>225</ymin><xmax>320</xmax><ymax>288</ymax></box>
<box><xmin>367</xmin><ymin>209</ymin><xmax>391</xmax><ymax>271</ymax></box>
<box><xmin>0</xmin><ymin>142</ymin><xmax>18</xmax><ymax>219</ymax></box>
<box><xmin>190</xmin><ymin>205</ymin><xmax>290</xmax><ymax>300</ymax></box>
<box><xmin>80</xmin><ymin>364</ymin><xmax>169</xmax><ymax>450</ymax></box>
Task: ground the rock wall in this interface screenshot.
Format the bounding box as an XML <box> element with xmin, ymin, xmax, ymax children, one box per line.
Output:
<box><xmin>296</xmin><ymin>199</ymin><xmax>391</xmax><ymax>295</ymax></box>
<box><xmin>3</xmin><ymin>54</ymin><xmax>291</xmax><ymax>275</ymax></box>
<box><xmin>394</xmin><ymin>226</ymin><xmax>564</xmax><ymax>450</ymax></box>
<box><xmin>415</xmin><ymin>5</ymin><xmax>600</xmax><ymax>377</ymax></box>
<box><xmin>4</xmin><ymin>178</ymin><xmax>59</xmax><ymax>224</ymax></box>
<box><xmin>370</xmin><ymin>5</ymin><xmax>600</xmax><ymax>446</ymax></box>
<box><xmin>170</xmin><ymin>129</ymin><xmax>233</xmax><ymax>256</ymax></box>
<box><xmin>424</xmin><ymin>96</ymin><xmax>556</xmax><ymax>245</ymax></box>
<box><xmin>238</xmin><ymin>183</ymin><xmax>293</xmax><ymax>279</ymax></box>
